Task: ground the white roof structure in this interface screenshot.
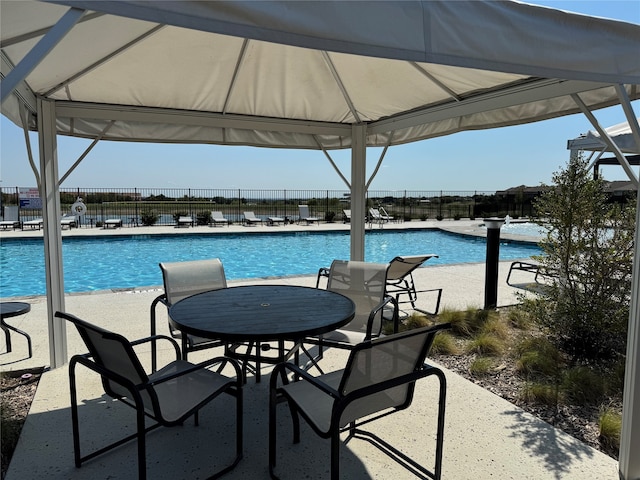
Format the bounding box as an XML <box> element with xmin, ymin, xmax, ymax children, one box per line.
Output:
<box><xmin>568</xmin><ymin>118</ymin><xmax>640</xmax><ymax>154</ymax></box>
<box><xmin>1</xmin><ymin>2</ymin><xmax>640</xmax><ymax>478</ymax></box>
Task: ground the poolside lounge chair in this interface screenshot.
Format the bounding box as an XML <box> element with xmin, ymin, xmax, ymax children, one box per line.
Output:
<box><xmin>368</xmin><ymin>207</ymin><xmax>392</xmax><ymax>227</ymax></box>
<box><xmin>1</xmin><ymin>206</ymin><xmax>21</xmax><ymax>230</ymax></box>
<box><xmin>150</xmin><ymin>258</ymin><xmax>228</xmax><ymax>372</ymax></box>
<box><xmin>243</xmin><ymin>211</ymin><xmax>263</xmax><ymax>226</ymax></box>
<box><xmin>342</xmin><ymin>209</ymin><xmax>351</xmax><ymax>223</ymax></box>
<box><xmin>270</xmin><ymin>323</ymin><xmax>450</xmax><ymax>480</ymax></box>
<box><xmin>0</xmin><ymin>219</ymin><xmax>21</xmax><ymax>230</ymax></box>
<box><xmin>298</xmin><ymin>205</ymin><xmax>320</xmax><ymax>225</ymax></box>
<box><xmin>58</xmin><ymin>311</ymin><xmax>243</xmax><ymax>480</ymax></box>
<box><xmin>386</xmin><ymin>254</ymin><xmax>443</xmax><ymax>315</ymax></box>
<box><xmin>60</xmin><ymin>215</ymin><xmax>77</xmax><ymax>229</ymax></box>
<box><xmin>267</xmin><ymin>215</ymin><xmax>285</xmax><ymax>226</ymax></box>
<box><xmin>177</xmin><ymin>216</ymin><xmax>193</xmax><ymax>227</ymax></box>
<box><xmin>506</xmin><ymin>260</ymin><xmax>555</xmax><ymax>295</ymax></box>
<box><xmin>103</xmin><ymin>218</ymin><xmax>123</xmax><ymax>229</ymax></box>
<box><xmin>23</xmin><ymin>218</ymin><xmax>43</xmax><ymax>230</ymax></box>
<box><xmin>303</xmin><ymin>260</ymin><xmax>399</xmax><ymax>370</ymax></box>
<box><xmin>210</xmin><ymin>211</ymin><xmax>230</xmax><ymax>226</ymax></box>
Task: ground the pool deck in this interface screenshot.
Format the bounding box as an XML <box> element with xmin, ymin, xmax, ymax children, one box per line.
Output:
<box><xmin>1</xmin><ymin>220</ymin><xmax>619</xmax><ymax>479</ymax></box>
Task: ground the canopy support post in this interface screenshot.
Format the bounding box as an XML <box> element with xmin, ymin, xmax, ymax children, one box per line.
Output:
<box><xmin>38</xmin><ymin>98</ymin><xmax>67</xmax><ymax>369</ymax></box>
<box><xmin>350</xmin><ymin>124</ymin><xmax>367</xmax><ymax>261</ymax></box>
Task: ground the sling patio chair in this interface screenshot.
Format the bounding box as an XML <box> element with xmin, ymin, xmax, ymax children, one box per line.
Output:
<box><xmin>243</xmin><ymin>211</ymin><xmax>264</xmax><ymax>226</ymax></box>
<box><xmin>342</xmin><ymin>209</ymin><xmax>351</xmax><ymax>223</ymax></box>
<box><xmin>386</xmin><ymin>254</ymin><xmax>443</xmax><ymax>315</ymax></box>
<box><xmin>60</xmin><ymin>214</ymin><xmax>77</xmax><ymax>229</ymax></box>
<box><xmin>210</xmin><ymin>211</ymin><xmax>230</xmax><ymax>226</ymax></box>
<box><xmin>150</xmin><ymin>258</ymin><xmax>228</xmax><ymax>372</ymax></box>
<box><xmin>58</xmin><ymin>311</ymin><xmax>243</xmax><ymax>480</ymax></box>
<box><xmin>303</xmin><ymin>260</ymin><xmax>399</xmax><ymax>372</ymax></box>
<box><xmin>298</xmin><ymin>205</ymin><xmax>320</xmax><ymax>225</ymax></box>
<box><xmin>267</xmin><ymin>215</ymin><xmax>285</xmax><ymax>226</ymax></box>
<box><xmin>270</xmin><ymin>323</ymin><xmax>451</xmax><ymax>480</ymax></box>
<box><xmin>23</xmin><ymin>218</ymin><xmax>43</xmax><ymax>230</ymax></box>
<box><xmin>103</xmin><ymin>218</ymin><xmax>123</xmax><ymax>229</ymax></box>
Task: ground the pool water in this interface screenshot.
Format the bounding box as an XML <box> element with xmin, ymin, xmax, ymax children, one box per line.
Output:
<box><xmin>0</xmin><ymin>230</ymin><xmax>540</xmax><ymax>298</ymax></box>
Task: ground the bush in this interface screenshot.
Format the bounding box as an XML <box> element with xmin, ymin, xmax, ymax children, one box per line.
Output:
<box><xmin>420</xmin><ymin>214</ymin><xmax>428</xmax><ymax>221</ymax></box>
<box><xmin>430</xmin><ymin>332</ymin><xmax>459</xmax><ymax>355</ymax></box>
<box><xmin>516</xmin><ymin>337</ymin><xmax>561</xmax><ymax>378</ymax></box>
<box><xmin>520</xmin><ymin>381</ymin><xmax>559</xmax><ymax>405</ymax></box>
<box><xmin>140</xmin><ymin>209</ymin><xmax>159</xmax><ymax>226</ymax></box>
<box><xmin>466</xmin><ymin>332</ymin><xmax>505</xmax><ymax>356</ymax></box>
<box><xmin>561</xmin><ymin>366</ymin><xmax>606</xmax><ymax>405</ymax></box>
<box><xmin>196</xmin><ymin>212</ymin><xmax>210</xmax><ymax>225</ymax></box>
<box><xmin>599</xmin><ymin>407</ymin><xmax>622</xmax><ymax>452</ymax></box>
<box><xmin>436</xmin><ymin>215</ymin><xmax>443</xmax><ymax>221</ymax></box>
<box><xmin>469</xmin><ymin>357</ymin><xmax>494</xmax><ymax>376</ymax></box>
<box><xmin>522</xmin><ymin>153</ymin><xmax>635</xmax><ymax>361</ymax></box>
<box><xmin>324</xmin><ymin>211</ymin><xmax>336</xmax><ymax>222</ymax></box>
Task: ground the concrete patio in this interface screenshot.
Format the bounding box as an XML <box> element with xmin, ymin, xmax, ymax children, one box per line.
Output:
<box><xmin>0</xmin><ymin>221</ymin><xmax>619</xmax><ymax>479</ymax></box>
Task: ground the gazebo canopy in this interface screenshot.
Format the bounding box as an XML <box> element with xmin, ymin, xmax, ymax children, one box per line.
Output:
<box><xmin>2</xmin><ymin>0</ymin><xmax>639</xmax><ymax>149</ymax></box>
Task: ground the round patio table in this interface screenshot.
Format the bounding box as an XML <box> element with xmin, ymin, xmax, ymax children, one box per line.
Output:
<box><xmin>169</xmin><ymin>285</ymin><xmax>355</xmax><ymax>380</ymax></box>
<box><xmin>1</xmin><ymin>302</ymin><xmax>32</xmax><ymax>358</ymax></box>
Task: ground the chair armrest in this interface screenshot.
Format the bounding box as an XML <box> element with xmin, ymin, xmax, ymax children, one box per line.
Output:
<box><xmin>130</xmin><ymin>334</ymin><xmax>181</xmax><ymax>360</ymax></box>
<box><xmin>366</xmin><ymin>295</ymin><xmax>399</xmax><ymax>338</ymax></box>
<box><xmin>271</xmin><ymin>362</ymin><xmax>342</xmax><ymax>399</ymax></box>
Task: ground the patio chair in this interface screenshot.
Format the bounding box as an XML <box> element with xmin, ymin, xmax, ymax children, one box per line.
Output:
<box><xmin>303</xmin><ymin>260</ymin><xmax>399</xmax><ymax>371</ymax></box>
<box><xmin>243</xmin><ymin>211</ymin><xmax>263</xmax><ymax>226</ymax></box>
<box><xmin>58</xmin><ymin>311</ymin><xmax>242</xmax><ymax>480</ymax></box>
<box><xmin>270</xmin><ymin>323</ymin><xmax>450</xmax><ymax>480</ymax></box>
<box><xmin>386</xmin><ymin>255</ymin><xmax>443</xmax><ymax>315</ymax></box>
<box><xmin>150</xmin><ymin>258</ymin><xmax>228</xmax><ymax>372</ymax></box>
<box><xmin>506</xmin><ymin>260</ymin><xmax>555</xmax><ymax>295</ymax></box>
<box><xmin>211</xmin><ymin>211</ymin><xmax>230</xmax><ymax>226</ymax></box>
<box><xmin>298</xmin><ymin>205</ymin><xmax>320</xmax><ymax>225</ymax></box>
<box><xmin>342</xmin><ymin>209</ymin><xmax>351</xmax><ymax>223</ymax></box>
<box><xmin>60</xmin><ymin>214</ymin><xmax>77</xmax><ymax>229</ymax></box>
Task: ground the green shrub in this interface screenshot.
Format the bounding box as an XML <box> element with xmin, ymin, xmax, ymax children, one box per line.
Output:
<box><xmin>519</xmin><ymin>381</ymin><xmax>559</xmax><ymax>406</ymax></box>
<box><xmin>420</xmin><ymin>214</ymin><xmax>428</xmax><ymax>221</ymax></box>
<box><xmin>506</xmin><ymin>307</ymin><xmax>532</xmax><ymax>330</ymax></box>
<box><xmin>598</xmin><ymin>407</ymin><xmax>622</xmax><ymax>452</ymax></box>
<box><xmin>324</xmin><ymin>211</ymin><xmax>336</xmax><ymax>222</ymax></box>
<box><xmin>466</xmin><ymin>333</ymin><xmax>505</xmax><ymax>356</ymax></box>
<box><xmin>561</xmin><ymin>366</ymin><xmax>606</xmax><ymax>405</ymax></box>
<box><xmin>436</xmin><ymin>215</ymin><xmax>443</xmax><ymax>221</ymax></box>
<box><xmin>480</xmin><ymin>316</ymin><xmax>509</xmax><ymax>340</ymax></box>
<box><xmin>469</xmin><ymin>357</ymin><xmax>494</xmax><ymax>376</ymax></box>
<box><xmin>196</xmin><ymin>212</ymin><xmax>210</xmax><ymax>225</ymax></box>
<box><xmin>140</xmin><ymin>209</ymin><xmax>159</xmax><ymax>226</ymax></box>
<box><xmin>516</xmin><ymin>337</ymin><xmax>561</xmax><ymax>378</ymax></box>
<box><xmin>430</xmin><ymin>332</ymin><xmax>459</xmax><ymax>355</ymax></box>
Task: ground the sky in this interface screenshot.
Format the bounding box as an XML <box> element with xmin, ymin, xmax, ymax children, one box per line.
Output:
<box><xmin>1</xmin><ymin>0</ymin><xmax>639</xmax><ymax>193</ymax></box>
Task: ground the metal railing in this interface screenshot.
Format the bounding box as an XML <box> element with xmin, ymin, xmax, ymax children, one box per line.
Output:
<box><xmin>0</xmin><ymin>186</ymin><xmax>535</xmax><ymax>227</ymax></box>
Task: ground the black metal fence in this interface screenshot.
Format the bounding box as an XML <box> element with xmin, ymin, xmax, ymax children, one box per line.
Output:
<box><xmin>0</xmin><ymin>186</ymin><xmax>536</xmax><ymax>227</ymax></box>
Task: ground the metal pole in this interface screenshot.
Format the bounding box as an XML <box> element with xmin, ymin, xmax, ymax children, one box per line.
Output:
<box><xmin>483</xmin><ymin>218</ymin><xmax>505</xmax><ymax>309</ymax></box>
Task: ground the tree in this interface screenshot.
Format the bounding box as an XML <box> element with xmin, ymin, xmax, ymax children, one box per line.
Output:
<box><xmin>523</xmin><ymin>152</ymin><xmax>636</xmax><ymax>360</ymax></box>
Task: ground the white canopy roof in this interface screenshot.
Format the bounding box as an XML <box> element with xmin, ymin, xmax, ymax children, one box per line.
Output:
<box><xmin>568</xmin><ymin>118</ymin><xmax>640</xmax><ymax>154</ymax></box>
<box><xmin>2</xmin><ymin>0</ymin><xmax>639</xmax><ymax>149</ymax></box>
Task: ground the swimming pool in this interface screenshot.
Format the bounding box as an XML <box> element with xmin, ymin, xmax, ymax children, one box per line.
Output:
<box><xmin>0</xmin><ymin>229</ymin><xmax>540</xmax><ymax>298</ymax></box>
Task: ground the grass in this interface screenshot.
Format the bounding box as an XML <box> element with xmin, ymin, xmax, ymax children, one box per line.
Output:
<box><xmin>599</xmin><ymin>408</ymin><xmax>622</xmax><ymax>452</ymax></box>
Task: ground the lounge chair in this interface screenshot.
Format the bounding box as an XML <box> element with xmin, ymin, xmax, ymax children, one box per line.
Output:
<box><xmin>303</xmin><ymin>260</ymin><xmax>399</xmax><ymax>370</ymax></box>
<box><xmin>270</xmin><ymin>323</ymin><xmax>451</xmax><ymax>480</ymax></box>
<box><xmin>0</xmin><ymin>219</ymin><xmax>21</xmax><ymax>230</ymax></box>
<box><xmin>60</xmin><ymin>215</ymin><xmax>77</xmax><ymax>229</ymax></box>
<box><xmin>298</xmin><ymin>205</ymin><xmax>320</xmax><ymax>225</ymax></box>
<box><xmin>150</xmin><ymin>258</ymin><xmax>228</xmax><ymax>372</ymax></box>
<box><xmin>368</xmin><ymin>207</ymin><xmax>392</xmax><ymax>227</ymax></box>
<box><xmin>267</xmin><ymin>215</ymin><xmax>285</xmax><ymax>226</ymax></box>
<box><xmin>506</xmin><ymin>260</ymin><xmax>555</xmax><ymax>294</ymax></box>
<box><xmin>342</xmin><ymin>209</ymin><xmax>351</xmax><ymax>223</ymax></box>
<box><xmin>1</xmin><ymin>206</ymin><xmax>21</xmax><ymax>230</ymax></box>
<box><xmin>386</xmin><ymin>254</ymin><xmax>443</xmax><ymax>315</ymax></box>
<box><xmin>243</xmin><ymin>211</ymin><xmax>263</xmax><ymax>226</ymax></box>
<box><xmin>58</xmin><ymin>311</ymin><xmax>243</xmax><ymax>480</ymax></box>
<box><xmin>210</xmin><ymin>211</ymin><xmax>230</xmax><ymax>226</ymax></box>
<box><xmin>23</xmin><ymin>218</ymin><xmax>43</xmax><ymax>230</ymax></box>
<box><xmin>177</xmin><ymin>216</ymin><xmax>193</xmax><ymax>227</ymax></box>
<box><xmin>103</xmin><ymin>218</ymin><xmax>123</xmax><ymax>229</ymax></box>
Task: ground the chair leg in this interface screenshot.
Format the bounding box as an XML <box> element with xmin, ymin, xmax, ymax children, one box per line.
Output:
<box><xmin>269</xmin><ymin>381</ymin><xmax>279</xmax><ymax>478</ymax></box>
<box><xmin>136</xmin><ymin>405</ymin><xmax>147</xmax><ymax>480</ymax></box>
<box><xmin>331</xmin><ymin>430</ymin><xmax>341</xmax><ymax>480</ymax></box>
<box><xmin>69</xmin><ymin>362</ymin><xmax>82</xmax><ymax>468</ymax></box>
